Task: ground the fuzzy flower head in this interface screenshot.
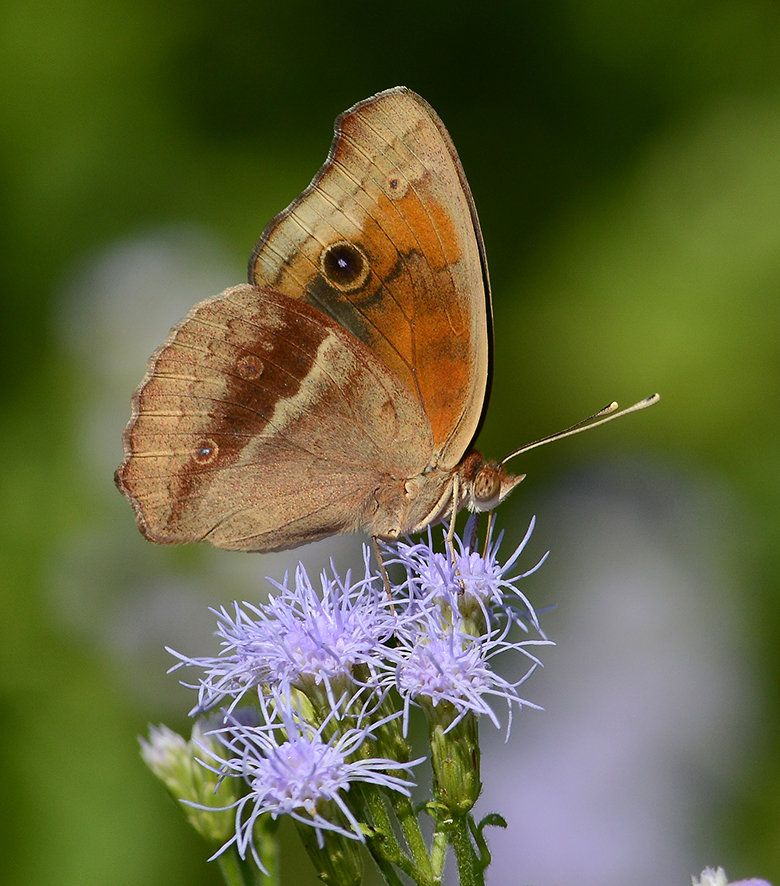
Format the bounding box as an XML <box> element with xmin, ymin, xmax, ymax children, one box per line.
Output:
<box><xmin>390</xmin><ymin>605</ymin><xmax>549</xmax><ymax>738</ymax></box>
<box><xmin>194</xmin><ymin>698</ymin><xmax>421</xmax><ymax>868</ymax></box>
<box><xmin>389</xmin><ymin>516</ymin><xmax>547</xmax><ymax>634</ymax></box>
<box><xmin>376</xmin><ymin>517</ymin><xmax>553</xmax><ymax>738</ymax></box>
<box><xmin>169</xmin><ymin>552</ymin><xmax>397</xmax><ymax>718</ymax></box>
<box><xmin>151</xmin><ymin>515</ymin><xmax>551</xmax><ymax>881</ymax></box>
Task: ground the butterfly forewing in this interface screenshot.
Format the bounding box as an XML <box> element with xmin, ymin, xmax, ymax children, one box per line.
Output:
<box><xmin>249</xmin><ymin>87</ymin><xmax>491</xmax><ymax>470</ymax></box>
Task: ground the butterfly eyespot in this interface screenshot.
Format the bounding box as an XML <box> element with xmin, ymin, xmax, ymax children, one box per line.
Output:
<box><xmin>236</xmin><ymin>355</ymin><xmax>264</xmax><ymax>380</ymax></box>
<box><xmin>386</xmin><ymin>175</ymin><xmax>408</xmax><ymax>199</ymax></box>
<box><xmin>473</xmin><ymin>465</ymin><xmax>500</xmax><ymax>503</ymax></box>
<box><xmin>193</xmin><ymin>439</ymin><xmax>218</xmax><ymax>464</ymax></box>
<box><xmin>321</xmin><ymin>241</ymin><xmax>370</xmax><ymax>292</ymax></box>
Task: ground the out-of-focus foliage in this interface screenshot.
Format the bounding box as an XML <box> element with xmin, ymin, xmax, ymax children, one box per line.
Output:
<box><xmin>2</xmin><ymin>1</ymin><xmax>780</xmax><ymax>884</ymax></box>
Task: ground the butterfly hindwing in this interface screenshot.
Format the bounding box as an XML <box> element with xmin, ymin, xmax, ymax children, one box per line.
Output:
<box><xmin>116</xmin><ymin>285</ymin><xmax>438</xmax><ymax>551</ymax></box>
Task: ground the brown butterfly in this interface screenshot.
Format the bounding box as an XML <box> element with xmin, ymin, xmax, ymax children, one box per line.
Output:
<box><xmin>115</xmin><ymin>87</ymin><xmax>657</xmax><ymax>553</ymax></box>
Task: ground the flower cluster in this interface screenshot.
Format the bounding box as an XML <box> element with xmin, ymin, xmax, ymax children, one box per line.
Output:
<box><xmin>143</xmin><ymin>517</ymin><xmax>551</xmax><ymax>883</ymax></box>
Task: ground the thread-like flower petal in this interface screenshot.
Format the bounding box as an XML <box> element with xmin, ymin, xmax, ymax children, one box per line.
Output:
<box><xmin>169</xmin><ymin>551</ymin><xmax>397</xmax><ymax>716</ymax></box>
<box><xmin>190</xmin><ymin>698</ymin><xmax>421</xmax><ymax>868</ymax></box>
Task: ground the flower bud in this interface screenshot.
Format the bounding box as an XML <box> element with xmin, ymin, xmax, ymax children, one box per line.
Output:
<box><xmin>424</xmin><ymin>703</ymin><xmax>481</xmax><ymax>814</ymax></box>
<box><xmin>140</xmin><ymin>722</ymin><xmax>238</xmax><ymax>845</ymax></box>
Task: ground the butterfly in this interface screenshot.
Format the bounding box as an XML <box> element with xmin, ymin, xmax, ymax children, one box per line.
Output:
<box><xmin>115</xmin><ymin>87</ymin><xmax>657</xmax><ymax>553</ymax></box>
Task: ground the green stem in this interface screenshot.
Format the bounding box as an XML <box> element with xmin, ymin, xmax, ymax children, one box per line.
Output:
<box><xmin>468</xmin><ymin>815</ymin><xmax>492</xmax><ymax>878</ymax></box>
<box><xmin>358</xmin><ymin>787</ymin><xmax>432</xmax><ymax>886</ymax></box>
<box><xmin>391</xmin><ymin>794</ymin><xmax>434</xmax><ymax>884</ymax></box>
<box><xmin>367</xmin><ymin>849</ymin><xmax>406</xmax><ymax>886</ymax></box>
<box><xmin>362</xmin><ymin>797</ymin><xmax>404</xmax><ymax>886</ymax></box>
<box><xmin>450</xmin><ymin>816</ymin><xmax>484</xmax><ymax>886</ymax></box>
<box><xmin>362</xmin><ymin>789</ymin><xmax>410</xmax><ymax>880</ymax></box>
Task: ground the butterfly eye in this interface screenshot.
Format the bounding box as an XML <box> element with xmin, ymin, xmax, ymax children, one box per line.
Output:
<box><xmin>321</xmin><ymin>241</ymin><xmax>370</xmax><ymax>292</ymax></box>
<box><xmin>472</xmin><ymin>464</ymin><xmax>501</xmax><ymax>506</ymax></box>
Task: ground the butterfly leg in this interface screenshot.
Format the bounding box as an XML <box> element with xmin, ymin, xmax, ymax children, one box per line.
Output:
<box><xmin>446</xmin><ymin>474</ymin><xmax>461</xmax><ymax>565</ymax></box>
<box><xmin>446</xmin><ymin>475</ymin><xmax>470</xmax><ymax>594</ymax></box>
<box><xmin>371</xmin><ymin>535</ymin><xmax>394</xmax><ymax>600</ymax></box>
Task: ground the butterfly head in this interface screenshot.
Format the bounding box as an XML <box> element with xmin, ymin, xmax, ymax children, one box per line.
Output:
<box><xmin>458</xmin><ymin>451</ymin><xmax>525</xmax><ymax>514</ymax></box>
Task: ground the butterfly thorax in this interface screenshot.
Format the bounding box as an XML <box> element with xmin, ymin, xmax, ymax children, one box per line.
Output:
<box><xmin>363</xmin><ymin>451</ymin><xmax>524</xmax><ymax>541</ymax></box>
<box><xmin>363</xmin><ymin>467</ymin><xmax>457</xmax><ymax>540</ymax></box>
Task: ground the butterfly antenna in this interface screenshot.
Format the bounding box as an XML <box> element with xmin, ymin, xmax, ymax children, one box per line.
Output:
<box><xmin>500</xmin><ymin>393</ymin><xmax>660</xmax><ymax>466</ymax></box>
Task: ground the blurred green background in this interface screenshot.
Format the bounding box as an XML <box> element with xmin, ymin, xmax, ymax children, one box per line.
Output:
<box><xmin>2</xmin><ymin>0</ymin><xmax>780</xmax><ymax>883</ymax></box>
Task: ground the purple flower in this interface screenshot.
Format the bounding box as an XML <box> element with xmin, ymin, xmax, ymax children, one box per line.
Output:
<box><xmin>389</xmin><ymin>605</ymin><xmax>549</xmax><ymax>737</ymax></box>
<box><xmin>192</xmin><ymin>696</ymin><xmax>422</xmax><ymax>868</ymax></box>
<box><xmin>374</xmin><ymin>519</ymin><xmax>553</xmax><ymax>737</ymax></box>
<box><xmin>169</xmin><ymin>551</ymin><xmax>397</xmax><ymax>717</ymax></box>
<box><xmin>155</xmin><ymin>517</ymin><xmax>551</xmax><ymax>877</ymax></box>
<box><xmin>388</xmin><ymin>516</ymin><xmax>547</xmax><ymax>632</ymax></box>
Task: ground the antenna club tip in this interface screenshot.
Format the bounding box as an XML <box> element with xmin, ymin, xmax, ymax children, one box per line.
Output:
<box><xmin>500</xmin><ymin>390</ymin><xmax>661</xmax><ymax>465</ymax></box>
